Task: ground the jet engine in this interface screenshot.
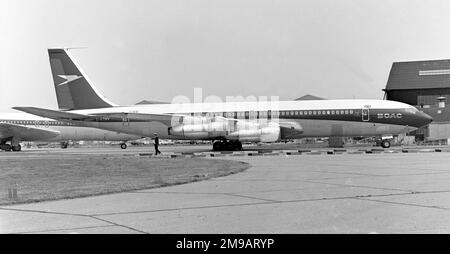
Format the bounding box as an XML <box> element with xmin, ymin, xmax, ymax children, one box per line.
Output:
<box><xmin>225</xmin><ymin>122</ymin><xmax>281</xmax><ymax>142</ymax></box>
<box><xmin>169</xmin><ymin>117</ymin><xmax>281</xmax><ymax>142</ymax></box>
<box><xmin>169</xmin><ymin>120</ymin><xmax>229</xmax><ymax>139</ymax></box>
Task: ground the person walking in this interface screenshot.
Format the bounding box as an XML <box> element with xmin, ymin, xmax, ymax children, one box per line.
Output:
<box><xmin>153</xmin><ymin>133</ymin><xmax>161</xmax><ymax>155</ymax></box>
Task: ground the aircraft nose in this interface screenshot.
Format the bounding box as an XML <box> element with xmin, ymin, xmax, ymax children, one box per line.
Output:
<box><xmin>415</xmin><ymin>111</ymin><xmax>433</xmax><ymax>128</ymax></box>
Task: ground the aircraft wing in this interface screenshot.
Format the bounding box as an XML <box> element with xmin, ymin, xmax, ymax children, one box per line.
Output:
<box><xmin>0</xmin><ymin>122</ymin><xmax>60</xmax><ymax>140</ymax></box>
<box><xmin>93</xmin><ymin>112</ymin><xmax>175</xmax><ymax>125</ymax></box>
<box><xmin>13</xmin><ymin>107</ymin><xmax>96</xmax><ymax>121</ymax></box>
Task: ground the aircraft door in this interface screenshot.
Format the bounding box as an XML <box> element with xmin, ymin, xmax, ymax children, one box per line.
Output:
<box><xmin>122</xmin><ymin>113</ymin><xmax>130</xmax><ymax>126</ymax></box>
<box><xmin>362</xmin><ymin>108</ymin><xmax>370</xmax><ymax>121</ymax></box>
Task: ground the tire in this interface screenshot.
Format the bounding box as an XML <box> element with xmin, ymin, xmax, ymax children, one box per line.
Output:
<box><xmin>233</xmin><ymin>141</ymin><xmax>243</xmax><ymax>151</ymax></box>
<box><xmin>61</xmin><ymin>142</ymin><xmax>68</xmax><ymax>149</ymax></box>
<box><xmin>213</xmin><ymin>141</ymin><xmax>222</xmax><ymax>151</ymax></box>
<box><xmin>381</xmin><ymin>140</ymin><xmax>391</xmax><ymax>148</ymax></box>
<box><xmin>12</xmin><ymin>145</ymin><xmax>21</xmax><ymax>152</ymax></box>
<box><xmin>3</xmin><ymin>144</ymin><xmax>12</xmax><ymax>152</ymax></box>
<box><xmin>120</xmin><ymin>143</ymin><xmax>127</xmax><ymax>149</ymax></box>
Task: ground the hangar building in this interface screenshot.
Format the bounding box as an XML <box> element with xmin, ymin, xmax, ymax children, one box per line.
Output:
<box><xmin>384</xmin><ymin>59</ymin><xmax>450</xmax><ymax>142</ymax></box>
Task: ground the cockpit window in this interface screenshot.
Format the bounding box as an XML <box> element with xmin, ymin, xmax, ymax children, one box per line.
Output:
<box><xmin>405</xmin><ymin>106</ymin><xmax>418</xmax><ymax>114</ymax></box>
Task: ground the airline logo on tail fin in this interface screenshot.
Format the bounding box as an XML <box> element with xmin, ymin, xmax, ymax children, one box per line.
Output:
<box><xmin>57</xmin><ymin>75</ymin><xmax>83</xmax><ymax>86</ymax></box>
<box><xmin>48</xmin><ymin>48</ymin><xmax>116</xmax><ymax>109</ymax></box>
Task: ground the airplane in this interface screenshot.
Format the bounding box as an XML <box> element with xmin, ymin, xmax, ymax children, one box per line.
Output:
<box><xmin>0</xmin><ymin>112</ymin><xmax>142</xmax><ymax>152</ymax></box>
<box><xmin>13</xmin><ymin>48</ymin><xmax>433</xmax><ymax>151</ymax></box>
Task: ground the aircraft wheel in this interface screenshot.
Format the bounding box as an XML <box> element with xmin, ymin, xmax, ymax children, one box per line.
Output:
<box><xmin>61</xmin><ymin>141</ymin><xmax>69</xmax><ymax>149</ymax></box>
<box><xmin>1</xmin><ymin>144</ymin><xmax>12</xmax><ymax>152</ymax></box>
<box><xmin>11</xmin><ymin>145</ymin><xmax>21</xmax><ymax>152</ymax></box>
<box><xmin>213</xmin><ymin>141</ymin><xmax>223</xmax><ymax>151</ymax></box>
<box><xmin>381</xmin><ymin>140</ymin><xmax>391</xmax><ymax>149</ymax></box>
<box><xmin>232</xmin><ymin>141</ymin><xmax>243</xmax><ymax>151</ymax></box>
<box><xmin>213</xmin><ymin>141</ymin><xmax>242</xmax><ymax>151</ymax></box>
<box><xmin>120</xmin><ymin>143</ymin><xmax>128</xmax><ymax>149</ymax></box>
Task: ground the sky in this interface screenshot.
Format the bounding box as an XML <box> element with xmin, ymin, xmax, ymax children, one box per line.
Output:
<box><xmin>2</xmin><ymin>0</ymin><xmax>450</xmax><ymax>112</ymax></box>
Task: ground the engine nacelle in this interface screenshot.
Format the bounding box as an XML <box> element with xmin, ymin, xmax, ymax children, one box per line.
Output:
<box><xmin>226</xmin><ymin>122</ymin><xmax>281</xmax><ymax>142</ymax></box>
<box><xmin>169</xmin><ymin>119</ymin><xmax>229</xmax><ymax>139</ymax></box>
<box><xmin>169</xmin><ymin>118</ymin><xmax>281</xmax><ymax>143</ymax></box>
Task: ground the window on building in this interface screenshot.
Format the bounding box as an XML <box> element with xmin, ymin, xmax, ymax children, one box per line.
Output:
<box><xmin>417</xmin><ymin>95</ymin><xmax>443</xmax><ymax>106</ymax></box>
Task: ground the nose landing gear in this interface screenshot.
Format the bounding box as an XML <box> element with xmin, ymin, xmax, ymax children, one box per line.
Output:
<box><xmin>381</xmin><ymin>140</ymin><xmax>391</xmax><ymax>149</ymax></box>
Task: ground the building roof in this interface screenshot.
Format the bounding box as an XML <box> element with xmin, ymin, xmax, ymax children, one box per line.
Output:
<box><xmin>385</xmin><ymin>59</ymin><xmax>450</xmax><ymax>91</ymax></box>
<box><xmin>295</xmin><ymin>94</ymin><xmax>325</xmax><ymax>101</ymax></box>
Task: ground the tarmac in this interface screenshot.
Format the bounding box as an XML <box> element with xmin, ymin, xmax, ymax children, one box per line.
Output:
<box><xmin>2</xmin><ymin>145</ymin><xmax>450</xmax><ymax>233</ymax></box>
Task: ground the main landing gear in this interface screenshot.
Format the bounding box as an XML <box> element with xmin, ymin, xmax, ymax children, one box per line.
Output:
<box><xmin>213</xmin><ymin>140</ymin><xmax>243</xmax><ymax>151</ymax></box>
<box><xmin>0</xmin><ymin>144</ymin><xmax>21</xmax><ymax>152</ymax></box>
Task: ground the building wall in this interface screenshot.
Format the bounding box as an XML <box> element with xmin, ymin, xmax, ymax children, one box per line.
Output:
<box><xmin>428</xmin><ymin>122</ymin><xmax>450</xmax><ymax>140</ymax></box>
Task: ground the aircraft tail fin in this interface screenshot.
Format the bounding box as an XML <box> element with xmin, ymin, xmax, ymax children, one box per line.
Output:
<box><xmin>48</xmin><ymin>48</ymin><xmax>116</xmax><ymax>110</ymax></box>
